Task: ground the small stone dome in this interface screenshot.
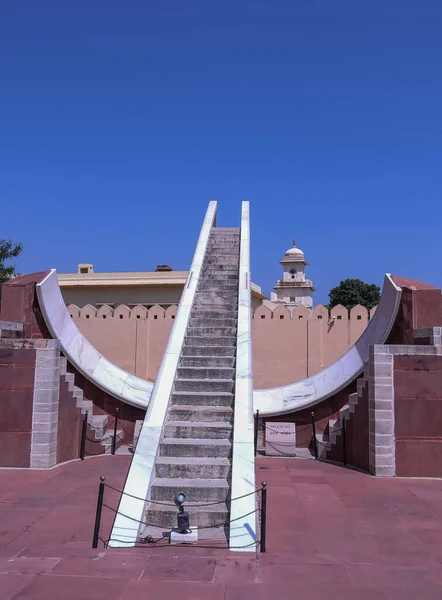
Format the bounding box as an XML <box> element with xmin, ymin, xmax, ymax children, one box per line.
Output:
<box><xmin>283</xmin><ymin>239</ymin><xmax>305</xmax><ymax>261</ymax></box>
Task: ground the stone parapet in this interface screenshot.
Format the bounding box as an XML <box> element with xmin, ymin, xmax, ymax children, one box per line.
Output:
<box><xmin>413</xmin><ymin>327</ymin><xmax>442</xmax><ymax>347</ymax></box>
<box><xmin>0</xmin><ymin>320</ymin><xmax>23</xmax><ymax>338</ymax></box>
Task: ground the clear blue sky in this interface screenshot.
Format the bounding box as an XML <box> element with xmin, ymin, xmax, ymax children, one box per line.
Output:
<box><xmin>1</xmin><ymin>1</ymin><xmax>441</xmax><ymax>304</ymax></box>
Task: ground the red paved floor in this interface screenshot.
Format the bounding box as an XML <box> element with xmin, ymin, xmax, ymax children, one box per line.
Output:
<box><xmin>1</xmin><ymin>455</ymin><xmax>442</xmax><ymax>598</ymax></box>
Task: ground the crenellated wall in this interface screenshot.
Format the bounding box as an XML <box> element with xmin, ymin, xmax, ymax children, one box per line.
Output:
<box><xmin>67</xmin><ymin>302</ymin><xmax>376</xmax><ymax>389</ymax></box>
<box><xmin>67</xmin><ymin>303</ymin><xmax>177</xmax><ymax>382</ymax></box>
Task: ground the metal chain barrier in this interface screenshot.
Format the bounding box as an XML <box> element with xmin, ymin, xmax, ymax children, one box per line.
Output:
<box><xmin>104</xmin><ymin>482</ymin><xmax>263</xmax><ymax>507</ymax></box>
<box><xmin>92</xmin><ymin>476</ymin><xmax>268</xmax><ymax>552</ymax></box>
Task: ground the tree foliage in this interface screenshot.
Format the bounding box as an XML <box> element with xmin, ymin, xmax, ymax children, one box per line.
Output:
<box><xmin>328</xmin><ymin>278</ymin><xmax>380</xmax><ymax>311</ymax></box>
<box><xmin>0</xmin><ymin>238</ymin><xmax>23</xmax><ymax>299</ymax></box>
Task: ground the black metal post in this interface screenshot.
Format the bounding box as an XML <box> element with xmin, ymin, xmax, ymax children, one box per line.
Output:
<box><xmin>260</xmin><ymin>481</ymin><xmax>267</xmax><ymax>553</ymax></box>
<box><xmin>342</xmin><ymin>418</ymin><xmax>347</xmax><ymax>466</ymax></box>
<box><xmin>254</xmin><ymin>409</ymin><xmax>259</xmax><ymax>455</ymax></box>
<box><xmin>80</xmin><ymin>411</ymin><xmax>88</xmax><ymax>460</ymax></box>
<box><xmin>111</xmin><ymin>407</ymin><xmax>119</xmax><ymax>456</ymax></box>
<box><xmin>92</xmin><ymin>475</ymin><xmax>106</xmax><ymax>548</ymax></box>
<box><xmin>311</xmin><ymin>411</ymin><xmax>318</xmax><ymax>460</ymax></box>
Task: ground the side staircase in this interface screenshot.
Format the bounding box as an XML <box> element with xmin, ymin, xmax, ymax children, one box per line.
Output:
<box><xmin>317</xmin><ymin>374</ymin><xmax>368</xmax><ymax>459</ymax></box>
<box><xmin>60</xmin><ymin>357</ymin><xmax>123</xmax><ymax>454</ymax></box>
<box><xmin>143</xmin><ymin>227</ymin><xmax>241</xmax><ymax>539</ymax></box>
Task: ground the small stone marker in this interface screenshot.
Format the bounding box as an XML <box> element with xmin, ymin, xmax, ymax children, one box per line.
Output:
<box><xmin>170</xmin><ymin>527</ymin><xmax>198</xmax><ymax>545</ymax></box>
<box><xmin>265</xmin><ymin>422</ymin><xmax>296</xmax><ymax>456</ymax></box>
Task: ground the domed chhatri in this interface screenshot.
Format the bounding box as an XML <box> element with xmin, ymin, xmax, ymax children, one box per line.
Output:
<box><xmin>283</xmin><ymin>239</ymin><xmax>306</xmax><ymax>262</ymax></box>
<box><xmin>270</xmin><ymin>238</ymin><xmax>316</xmax><ymax>308</ymax></box>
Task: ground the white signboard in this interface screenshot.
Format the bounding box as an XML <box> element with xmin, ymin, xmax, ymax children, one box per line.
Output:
<box><xmin>265</xmin><ymin>422</ymin><xmax>297</xmax><ymax>456</ymax></box>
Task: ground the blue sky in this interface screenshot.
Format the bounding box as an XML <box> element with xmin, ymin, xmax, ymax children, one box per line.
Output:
<box><xmin>1</xmin><ymin>1</ymin><xmax>441</xmax><ymax>305</ymax></box>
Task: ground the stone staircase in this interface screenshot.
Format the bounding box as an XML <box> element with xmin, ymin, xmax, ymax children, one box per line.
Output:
<box><xmin>317</xmin><ymin>374</ymin><xmax>367</xmax><ymax>459</ymax></box>
<box><xmin>59</xmin><ymin>357</ymin><xmax>123</xmax><ymax>454</ymax></box>
<box><xmin>144</xmin><ymin>227</ymin><xmax>240</xmax><ymax>539</ymax></box>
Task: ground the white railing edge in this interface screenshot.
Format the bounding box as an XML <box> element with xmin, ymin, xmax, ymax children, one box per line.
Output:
<box><xmin>229</xmin><ymin>200</ymin><xmax>257</xmax><ymax>552</ymax></box>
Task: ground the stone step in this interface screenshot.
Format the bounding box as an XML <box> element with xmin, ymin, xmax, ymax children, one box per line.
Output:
<box><xmin>198</xmin><ymin>274</ymin><xmax>239</xmax><ymax>282</ymax></box>
<box><xmin>200</xmin><ymin>269</ymin><xmax>239</xmax><ymax>275</ymax></box>
<box><xmin>176</xmin><ymin>366</ymin><xmax>235</xmax><ymax>380</ymax></box>
<box><xmin>73</xmin><ymin>385</ymin><xmax>83</xmax><ymax>399</ymax></box>
<box><xmin>155</xmin><ymin>457</ymin><xmax>231</xmax><ymax>479</ymax></box>
<box><xmin>201</xmin><ymin>266</ymin><xmax>240</xmax><ymax>273</ymax></box>
<box><xmin>340</xmin><ymin>404</ymin><xmax>350</xmax><ymax>420</ymax></box>
<box><xmin>197</xmin><ymin>283</ymin><xmax>238</xmax><ymax>291</ymax></box>
<box><xmin>174</xmin><ymin>378</ymin><xmax>235</xmax><ymax>393</ymax></box>
<box><xmin>192</xmin><ymin>303</ymin><xmax>238</xmax><ymax>312</ymax></box>
<box><xmin>181</xmin><ymin>345</ymin><xmax>235</xmax><ymax>357</ymax></box>
<box><xmin>187</xmin><ymin>327</ymin><xmax>236</xmax><ymax>337</ymax></box>
<box><xmin>194</xmin><ymin>285</ymin><xmax>237</xmax><ymax>293</ymax></box>
<box><xmin>90</xmin><ymin>414</ymin><xmax>108</xmax><ymax>437</ymax></box>
<box><xmin>208</xmin><ymin>246</ymin><xmax>239</xmax><ymax>251</ymax></box>
<box><xmin>194</xmin><ymin>292</ymin><xmax>238</xmax><ymax>301</ymax></box>
<box><xmin>357</xmin><ymin>377</ymin><xmax>366</xmax><ymax>396</ymax></box>
<box><xmin>179</xmin><ymin>355</ymin><xmax>235</xmax><ymax>368</ymax></box>
<box><xmin>194</xmin><ymin>294</ymin><xmax>238</xmax><ymax>302</ymax></box>
<box><xmin>160</xmin><ymin>437</ymin><xmax>232</xmax><ymax>458</ymax></box>
<box><xmin>207</xmin><ymin>238</ymin><xmax>239</xmax><ymax>243</ymax></box>
<box><xmin>209</xmin><ymin>233</ymin><xmax>239</xmax><ymax>238</ymax></box>
<box><xmin>193</xmin><ymin>296</ymin><xmax>238</xmax><ymax>305</ymax></box>
<box><xmin>184</xmin><ymin>336</ymin><xmax>236</xmax><ymax>348</ymax></box>
<box><xmin>208</xmin><ymin>256</ymin><xmax>239</xmax><ymax>262</ymax></box>
<box><xmin>59</xmin><ymin>357</ymin><xmax>68</xmax><ymax>375</ymax></box>
<box><xmin>211</xmin><ymin>226</ymin><xmax>240</xmax><ymax>232</ymax></box>
<box><xmin>99</xmin><ymin>429</ymin><xmax>124</xmax><ymax>452</ymax></box>
<box><xmin>207</xmin><ymin>247</ymin><xmax>240</xmax><ymax>254</ymax></box>
<box><xmin>65</xmin><ymin>373</ymin><xmax>75</xmax><ymax>392</ymax></box>
<box><xmin>211</xmin><ymin>232</ymin><xmax>240</xmax><ymax>238</ymax></box>
<box><xmin>77</xmin><ymin>399</ymin><xmax>93</xmax><ymax>415</ymax></box>
<box><xmin>190</xmin><ymin>308</ymin><xmax>237</xmax><ymax>318</ymax></box>
<box><xmin>168</xmin><ymin>405</ymin><xmax>233</xmax><ymax>422</ymax></box>
<box><xmin>170</xmin><ymin>391</ymin><xmax>234</xmax><ymax>407</ymax></box>
<box><xmin>316</xmin><ymin>433</ymin><xmax>331</xmax><ymax>458</ymax></box>
<box><xmin>349</xmin><ymin>393</ymin><xmax>358</xmax><ymax>414</ymax></box>
<box><xmin>150</xmin><ymin>478</ymin><xmax>230</xmax><ymax>502</ymax></box>
<box><xmin>145</xmin><ymin>502</ymin><xmax>229</xmax><ymax>529</ymax></box>
<box><xmin>208</xmin><ymin>238</ymin><xmax>240</xmax><ymax>243</ymax></box>
<box><xmin>163</xmin><ymin>421</ymin><xmax>233</xmax><ymax>439</ymax></box>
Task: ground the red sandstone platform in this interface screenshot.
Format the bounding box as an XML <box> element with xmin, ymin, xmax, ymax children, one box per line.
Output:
<box><xmin>2</xmin><ymin>455</ymin><xmax>442</xmax><ymax>599</ymax></box>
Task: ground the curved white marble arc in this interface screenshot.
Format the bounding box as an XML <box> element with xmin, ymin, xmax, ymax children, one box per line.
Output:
<box><xmin>253</xmin><ymin>274</ymin><xmax>402</xmax><ymax>417</ymax></box>
<box><xmin>36</xmin><ymin>269</ymin><xmax>153</xmax><ymax>409</ymax></box>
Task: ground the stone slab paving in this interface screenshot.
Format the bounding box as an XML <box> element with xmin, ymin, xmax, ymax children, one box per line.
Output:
<box><xmin>1</xmin><ymin>455</ymin><xmax>442</xmax><ymax>598</ymax></box>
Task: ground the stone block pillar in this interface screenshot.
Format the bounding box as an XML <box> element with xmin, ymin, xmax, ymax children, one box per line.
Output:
<box><xmin>368</xmin><ymin>345</ymin><xmax>395</xmax><ymax>477</ymax></box>
<box><xmin>30</xmin><ymin>341</ymin><xmax>61</xmax><ymax>468</ymax></box>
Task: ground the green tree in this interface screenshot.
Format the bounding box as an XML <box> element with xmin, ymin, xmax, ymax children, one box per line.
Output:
<box><xmin>0</xmin><ymin>238</ymin><xmax>23</xmax><ymax>300</ymax></box>
<box><xmin>328</xmin><ymin>278</ymin><xmax>380</xmax><ymax>311</ymax></box>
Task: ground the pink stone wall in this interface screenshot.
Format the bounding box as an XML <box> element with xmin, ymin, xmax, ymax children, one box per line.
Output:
<box><xmin>249</xmin><ymin>303</ymin><xmax>368</xmax><ymax>388</ymax></box>
<box><xmin>394</xmin><ymin>354</ymin><xmax>442</xmax><ymax>477</ymax></box>
<box><xmin>0</xmin><ymin>347</ymin><xmax>35</xmax><ymax>467</ymax></box>
<box><xmin>68</xmin><ymin>302</ymin><xmax>371</xmax><ymax>389</ymax></box>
